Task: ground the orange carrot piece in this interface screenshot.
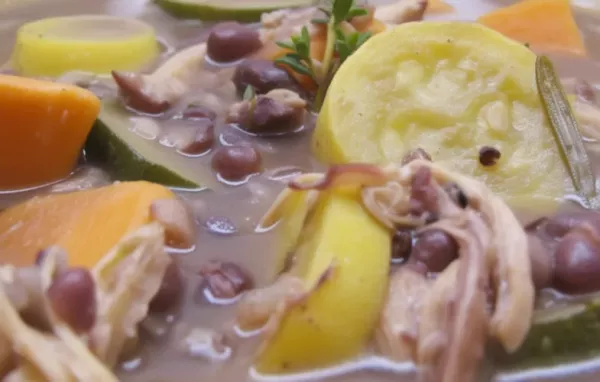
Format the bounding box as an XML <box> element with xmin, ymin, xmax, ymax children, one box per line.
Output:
<box><xmin>0</xmin><ymin>75</ymin><xmax>100</xmax><ymax>189</ymax></box>
<box><xmin>0</xmin><ymin>181</ymin><xmax>175</xmax><ymax>268</ymax></box>
<box><xmin>478</xmin><ymin>0</ymin><xmax>586</xmax><ymax>56</ymax></box>
<box><xmin>427</xmin><ymin>0</ymin><xmax>454</xmax><ymax>14</ymax></box>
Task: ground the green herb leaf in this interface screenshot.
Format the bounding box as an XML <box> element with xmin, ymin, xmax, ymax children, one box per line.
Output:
<box><xmin>301</xmin><ymin>25</ymin><xmax>311</xmax><ymax>43</ymax></box>
<box><xmin>356</xmin><ymin>31</ymin><xmax>372</xmax><ymax>48</ymax></box>
<box><xmin>243</xmin><ymin>85</ymin><xmax>256</xmax><ymax>101</ymax></box>
<box><xmin>332</xmin><ymin>0</ymin><xmax>353</xmax><ymax>23</ymax></box>
<box><xmin>311</xmin><ymin>18</ymin><xmax>329</xmax><ymax>24</ymax></box>
<box><xmin>536</xmin><ymin>55</ymin><xmax>598</xmax><ymax>208</ymax></box>
<box><xmin>276</xmin><ymin>56</ymin><xmax>314</xmax><ymax>78</ymax></box>
<box><xmin>335</xmin><ymin>38</ymin><xmax>350</xmax><ymax>62</ymax></box>
<box><xmin>347</xmin><ymin>7</ymin><xmax>368</xmax><ymax>19</ymax></box>
<box><xmin>290</xmin><ymin>34</ymin><xmax>302</xmax><ymax>47</ymax></box>
<box><xmin>347</xmin><ymin>31</ymin><xmax>359</xmax><ymax>47</ymax></box>
<box><xmin>276</xmin><ymin>41</ymin><xmax>295</xmax><ymax>51</ymax></box>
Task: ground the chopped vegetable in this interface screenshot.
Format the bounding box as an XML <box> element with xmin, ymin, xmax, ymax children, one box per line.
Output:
<box><xmin>0</xmin><ymin>181</ymin><xmax>175</xmax><ymax>268</ymax></box>
<box><xmin>496</xmin><ymin>298</ymin><xmax>600</xmax><ymax>370</ymax></box>
<box><xmin>250</xmin><ymin>190</ymin><xmax>390</xmax><ymax>372</ymax></box>
<box><xmin>85</xmin><ymin>101</ymin><xmax>207</xmax><ymax>188</ymax></box>
<box><xmin>155</xmin><ymin>0</ymin><xmax>317</xmax><ymax>22</ymax></box>
<box><xmin>428</xmin><ymin>0</ymin><xmax>454</xmax><ymax>14</ymax></box>
<box><xmin>478</xmin><ymin>0</ymin><xmax>586</xmax><ymax>56</ymax></box>
<box><xmin>536</xmin><ymin>56</ymin><xmax>598</xmax><ymax>208</ymax></box>
<box><xmin>0</xmin><ymin>75</ymin><xmax>100</xmax><ymax>189</ymax></box>
<box><xmin>11</xmin><ymin>16</ymin><xmax>159</xmax><ymax>76</ymax></box>
<box><xmin>313</xmin><ymin>22</ymin><xmax>569</xmax><ymax>210</ymax></box>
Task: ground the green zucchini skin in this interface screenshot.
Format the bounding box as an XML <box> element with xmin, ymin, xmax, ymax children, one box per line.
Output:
<box><xmin>496</xmin><ymin>302</ymin><xmax>600</xmax><ymax>370</ymax></box>
<box><xmin>85</xmin><ymin>102</ymin><xmax>203</xmax><ymax>189</ymax></box>
<box><xmin>154</xmin><ymin>0</ymin><xmax>316</xmax><ymax>22</ymax></box>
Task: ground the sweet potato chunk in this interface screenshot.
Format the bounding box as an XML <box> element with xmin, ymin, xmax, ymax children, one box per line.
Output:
<box><xmin>478</xmin><ymin>0</ymin><xmax>586</xmax><ymax>56</ymax></box>
<box><xmin>0</xmin><ymin>75</ymin><xmax>100</xmax><ymax>189</ymax></box>
<box><xmin>0</xmin><ymin>181</ymin><xmax>174</xmax><ymax>267</ymax></box>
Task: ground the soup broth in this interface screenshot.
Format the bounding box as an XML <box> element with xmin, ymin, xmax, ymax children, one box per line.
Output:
<box><xmin>2</xmin><ymin>1</ymin><xmax>600</xmax><ymax>381</ymax></box>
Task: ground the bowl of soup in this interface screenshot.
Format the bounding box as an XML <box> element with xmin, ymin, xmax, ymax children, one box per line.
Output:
<box><xmin>1</xmin><ymin>0</ymin><xmax>600</xmax><ymax>381</ymax></box>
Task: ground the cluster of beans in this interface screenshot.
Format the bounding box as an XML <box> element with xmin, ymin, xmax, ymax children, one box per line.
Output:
<box><xmin>392</xmin><ymin>229</ymin><xmax>459</xmax><ymax>274</ymax></box>
<box><xmin>391</xmin><ymin>209</ymin><xmax>600</xmax><ymax>295</ymax></box>
<box><xmin>527</xmin><ymin>211</ymin><xmax>600</xmax><ymax>294</ymax></box>
<box><xmin>118</xmin><ymin>22</ymin><xmax>310</xmax><ymax>184</ymax></box>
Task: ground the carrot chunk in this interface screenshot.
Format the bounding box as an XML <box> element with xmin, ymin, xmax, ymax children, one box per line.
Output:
<box><xmin>478</xmin><ymin>0</ymin><xmax>586</xmax><ymax>56</ymax></box>
<box><xmin>0</xmin><ymin>75</ymin><xmax>100</xmax><ymax>189</ymax></box>
<box><xmin>427</xmin><ymin>0</ymin><xmax>454</xmax><ymax>14</ymax></box>
<box><xmin>0</xmin><ymin>181</ymin><xmax>175</xmax><ymax>268</ymax></box>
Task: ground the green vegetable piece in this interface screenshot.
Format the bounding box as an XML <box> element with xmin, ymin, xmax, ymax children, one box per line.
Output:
<box><xmin>496</xmin><ymin>300</ymin><xmax>600</xmax><ymax>369</ymax></box>
<box><xmin>85</xmin><ymin>101</ymin><xmax>207</xmax><ymax>189</ymax></box>
<box><xmin>154</xmin><ymin>0</ymin><xmax>316</xmax><ymax>22</ymax></box>
<box><xmin>536</xmin><ymin>56</ymin><xmax>598</xmax><ymax>208</ymax></box>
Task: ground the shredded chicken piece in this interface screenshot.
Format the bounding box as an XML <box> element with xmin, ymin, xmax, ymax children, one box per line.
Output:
<box><xmin>374</xmin><ymin>0</ymin><xmax>428</xmax><ymax>25</ymax></box>
<box><xmin>91</xmin><ymin>222</ymin><xmax>172</xmax><ymax>367</ymax></box>
<box><xmin>377</xmin><ymin>266</ymin><xmax>430</xmax><ymax>361</ymax></box>
<box><xmin>237</xmin><ymin>274</ymin><xmax>307</xmax><ymax>332</ymax></box>
<box><xmin>264</xmin><ymin>89</ymin><xmax>307</xmax><ymax>109</ymax></box>
<box><xmin>259</xmin><ymin>7</ymin><xmax>319</xmax><ymax>44</ymax></box>
<box><xmin>236</xmin><ymin>263</ymin><xmax>335</xmax><ymax>346</ymax></box>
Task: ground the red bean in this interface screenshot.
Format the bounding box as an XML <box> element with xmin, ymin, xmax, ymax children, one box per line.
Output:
<box><xmin>176</xmin><ymin>123</ymin><xmax>215</xmax><ymax>155</ymax></box>
<box><xmin>207</xmin><ymin>22</ymin><xmax>263</xmax><ymax>63</ymax></box>
<box><xmin>409</xmin><ymin>167</ymin><xmax>439</xmax><ymax>222</ymax></box>
<box><xmin>553</xmin><ymin>227</ymin><xmax>600</xmax><ymax>294</ymax></box>
<box><xmin>211</xmin><ymin>145</ymin><xmax>262</xmax><ymax>181</ymax></box>
<box><xmin>232</xmin><ymin>59</ymin><xmax>299</xmax><ymax>96</ymax></box>
<box><xmin>149</xmin><ymin>261</ymin><xmax>185</xmax><ymax>313</ymax></box>
<box><xmin>47</xmin><ymin>268</ymin><xmax>96</xmax><ymax>332</ymax></box>
<box><xmin>575</xmin><ymin>79</ymin><xmax>596</xmax><ymax>104</ymax></box>
<box><xmin>198</xmin><ymin>261</ymin><xmax>254</xmax><ymax>300</ymax></box>
<box><xmin>543</xmin><ymin>211</ymin><xmax>600</xmax><ymax>239</ymax></box>
<box><xmin>245</xmin><ymin>97</ymin><xmax>304</xmax><ymax>134</ymax></box>
<box><xmin>411</xmin><ymin>229</ymin><xmax>458</xmax><ymax>273</ymax></box>
<box><xmin>528</xmin><ymin>234</ymin><xmax>554</xmax><ymax>290</ymax></box>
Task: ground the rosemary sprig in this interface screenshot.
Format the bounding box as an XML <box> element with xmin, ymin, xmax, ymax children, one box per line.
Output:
<box><xmin>536</xmin><ymin>56</ymin><xmax>599</xmax><ymax>208</ymax></box>
<box><xmin>275</xmin><ymin>0</ymin><xmax>372</xmax><ymax>110</ymax></box>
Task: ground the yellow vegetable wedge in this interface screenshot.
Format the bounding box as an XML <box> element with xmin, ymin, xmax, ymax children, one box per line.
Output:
<box><xmin>313</xmin><ymin>22</ymin><xmax>569</xmax><ymax>210</ymax></box>
<box><xmin>12</xmin><ymin>16</ymin><xmax>159</xmax><ymax>76</ymax></box>
<box><xmin>256</xmin><ymin>191</ymin><xmax>390</xmax><ymax>373</ymax></box>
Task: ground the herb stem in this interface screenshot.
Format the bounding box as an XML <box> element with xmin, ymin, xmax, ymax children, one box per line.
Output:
<box><xmin>320</xmin><ymin>17</ymin><xmax>337</xmax><ymax>83</ymax></box>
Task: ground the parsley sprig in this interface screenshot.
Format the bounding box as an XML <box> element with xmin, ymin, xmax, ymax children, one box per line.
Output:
<box><xmin>275</xmin><ymin>0</ymin><xmax>372</xmax><ymax>110</ymax></box>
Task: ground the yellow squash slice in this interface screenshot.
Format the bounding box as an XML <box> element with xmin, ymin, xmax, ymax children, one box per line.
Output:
<box><xmin>313</xmin><ymin>22</ymin><xmax>569</xmax><ymax>210</ymax></box>
<box><xmin>256</xmin><ymin>191</ymin><xmax>390</xmax><ymax>373</ymax></box>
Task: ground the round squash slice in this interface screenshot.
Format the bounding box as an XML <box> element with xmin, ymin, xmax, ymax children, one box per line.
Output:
<box><xmin>313</xmin><ymin>22</ymin><xmax>570</xmax><ymax>209</ymax></box>
<box><xmin>12</xmin><ymin>16</ymin><xmax>159</xmax><ymax>76</ymax></box>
